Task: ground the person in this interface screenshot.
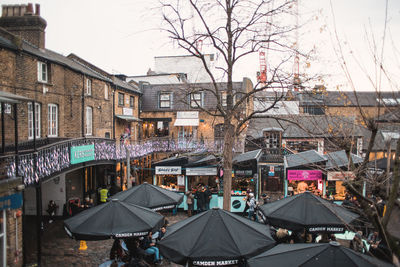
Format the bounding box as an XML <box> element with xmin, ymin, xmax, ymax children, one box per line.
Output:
<box><xmin>99</xmin><ymin>185</ymin><xmax>110</xmax><ymax>203</ymax></box>
<box><xmin>297</xmin><ymin>181</ymin><xmax>308</xmax><ymax>194</ymax></box>
<box><xmin>247</xmin><ymin>193</ymin><xmax>258</xmax><ymax>221</ymax></box>
<box><xmin>350</xmin><ymin>231</ymin><xmax>365</xmax><ymax>253</ymax></box>
<box><xmin>195</xmin><ymin>185</ymin><xmax>206</xmax><ymax>213</ymax></box>
<box><xmin>185</xmin><ymin>189</ymin><xmax>194</xmax><ymax>217</ymax></box>
<box><xmin>140</xmin><ymin>232</ymin><xmax>162</xmax><ymax>264</ymax></box>
<box><xmin>204</xmin><ymin>186</ymin><xmax>212</xmax><ymax>210</ymax></box>
<box><xmin>156</xmin><ymin>226</ymin><xmax>166</xmax><ymax>242</ymax></box>
<box><xmin>258</xmin><ymin>193</ymin><xmax>269</xmax><ymax>205</ymax></box>
<box><xmin>110</xmin><ymin>239</ymin><xmax>124</xmax><ymax>261</ymax></box>
<box><xmin>275</xmin><ymin>228</ymin><xmax>290</xmax><ymax>244</ymax></box>
<box><xmin>46</xmin><ymin>200</ymin><xmax>58</xmax><ymax>223</ymax></box>
<box><xmin>242</xmin><ymin>190</ymin><xmax>251</xmax><ymax>217</ymax></box>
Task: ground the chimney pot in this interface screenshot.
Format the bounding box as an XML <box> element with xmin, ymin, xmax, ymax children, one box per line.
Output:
<box><xmin>26</xmin><ymin>3</ymin><xmax>33</xmax><ymax>15</ymax></box>
<box><xmin>35</xmin><ymin>4</ymin><xmax>40</xmax><ymax>15</ymax></box>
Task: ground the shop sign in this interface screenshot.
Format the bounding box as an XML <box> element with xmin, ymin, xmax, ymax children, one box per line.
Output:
<box><xmin>186</xmin><ymin>167</ymin><xmax>217</xmax><ymax>176</ymax></box>
<box><xmin>192</xmin><ymin>260</ymin><xmax>238</xmax><ymax>266</ymax></box>
<box><xmin>177</xmin><ymin>175</ymin><xmax>185</xmax><ymax>186</ymax></box>
<box><xmin>287</xmin><ymin>170</ymin><xmax>322</xmax><ymax>180</ymax></box>
<box><xmin>234</xmin><ymin>170</ymin><xmax>253</xmax><ymax>177</ymax></box>
<box><xmin>155</xmin><ymin>166</ymin><xmax>181</xmax><ymax>175</ymax></box>
<box><xmin>123</xmin><ymin>107</ymin><xmax>133</xmax><ymax>116</ymax></box>
<box><xmin>327</xmin><ymin>171</ymin><xmax>355</xmax><ymax>181</ymax></box>
<box><xmin>177</xmin><ymin>111</ymin><xmax>198</xmax><ymax>119</ymax></box>
<box><xmin>70</xmin><ymin>144</ymin><xmax>95</xmax><ymax>164</ymax></box>
<box><xmin>268</xmin><ymin>166</ymin><xmax>275</xmax><ymax>176</ymax></box>
<box><xmin>0</xmin><ymin>193</ymin><xmax>22</xmax><ymax>210</ymax></box>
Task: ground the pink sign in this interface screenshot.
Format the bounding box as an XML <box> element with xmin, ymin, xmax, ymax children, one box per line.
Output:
<box><xmin>287</xmin><ymin>170</ymin><xmax>322</xmax><ymax>180</ymax></box>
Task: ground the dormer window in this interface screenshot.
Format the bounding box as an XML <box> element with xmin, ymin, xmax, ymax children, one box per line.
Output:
<box><xmin>37</xmin><ymin>61</ymin><xmax>48</xmax><ymax>83</ymax></box>
<box><xmin>190</xmin><ymin>92</ymin><xmax>203</xmax><ymax>108</ymax></box>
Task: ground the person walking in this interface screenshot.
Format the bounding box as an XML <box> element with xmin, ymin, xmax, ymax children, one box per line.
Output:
<box><xmin>247</xmin><ymin>193</ymin><xmax>258</xmax><ymax>221</ymax></box>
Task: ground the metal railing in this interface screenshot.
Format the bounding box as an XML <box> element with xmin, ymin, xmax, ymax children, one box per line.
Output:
<box><xmin>0</xmin><ymin>137</ymin><xmax>240</xmax><ymax>185</ymax></box>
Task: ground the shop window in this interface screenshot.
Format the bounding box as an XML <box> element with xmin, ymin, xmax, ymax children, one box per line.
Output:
<box><xmin>159</xmin><ymin>92</ymin><xmax>171</xmax><ymax>108</ymax></box>
<box><xmin>118</xmin><ymin>93</ymin><xmax>124</xmax><ymax>106</ymax></box>
<box><xmin>28</xmin><ymin>102</ymin><xmax>41</xmax><ymax>139</ymax></box>
<box><xmin>47</xmin><ymin>104</ymin><xmax>58</xmax><ymax>137</ymax></box>
<box><xmin>190</xmin><ymin>92</ymin><xmax>203</xmax><ymax>108</ymax></box>
<box><xmin>155</xmin><ymin>121</ymin><xmax>169</xmax><ymax>137</ymax></box>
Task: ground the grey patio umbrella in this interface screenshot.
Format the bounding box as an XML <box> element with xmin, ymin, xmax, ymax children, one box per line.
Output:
<box><xmin>258</xmin><ymin>191</ymin><xmax>359</xmax><ymax>233</ymax></box>
<box><xmin>247</xmin><ymin>242</ymin><xmax>393</xmax><ymax>267</ymax></box>
<box><xmin>64</xmin><ymin>199</ymin><xmax>165</xmax><ymax>240</ymax></box>
<box><xmin>111</xmin><ymin>182</ymin><xmax>183</xmax><ymax>211</ymax></box>
<box><xmin>158</xmin><ymin>207</ymin><xmax>275</xmax><ymax>266</ymax></box>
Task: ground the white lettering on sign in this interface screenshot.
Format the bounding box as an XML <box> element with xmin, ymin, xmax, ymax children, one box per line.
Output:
<box><xmin>152</xmin><ymin>205</ymin><xmax>175</xmax><ymax>211</ymax></box>
<box><xmin>115</xmin><ymin>231</ymin><xmax>148</xmax><ymax>237</ymax></box>
<box><xmin>155</xmin><ymin>166</ymin><xmax>181</xmax><ymax>175</ymax></box>
<box><xmin>308</xmin><ymin>227</ymin><xmax>344</xmax><ymax>233</ymax></box>
<box><xmin>193</xmin><ymin>260</ymin><xmax>238</xmax><ymax>266</ymax></box>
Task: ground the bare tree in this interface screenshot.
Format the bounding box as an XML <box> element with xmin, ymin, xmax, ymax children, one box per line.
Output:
<box><xmin>160</xmin><ymin>0</ymin><xmax>304</xmax><ymax>210</ymax></box>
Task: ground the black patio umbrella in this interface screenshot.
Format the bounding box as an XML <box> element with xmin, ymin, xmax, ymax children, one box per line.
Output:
<box><xmin>111</xmin><ymin>182</ymin><xmax>183</xmax><ymax>211</ymax></box>
<box><xmin>247</xmin><ymin>242</ymin><xmax>393</xmax><ymax>267</ymax></box>
<box><xmin>258</xmin><ymin>192</ymin><xmax>359</xmax><ymax>233</ymax></box>
<box><xmin>64</xmin><ymin>199</ymin><xmax>165</xmax><ymax>240</ymax></box>
<box><xmin>158</xmin><ymin>207</ymin><xmax>275</xmax><ymax>266</ymax></box>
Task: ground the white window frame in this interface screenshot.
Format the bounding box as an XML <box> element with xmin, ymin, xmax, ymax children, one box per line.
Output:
<box><xmin>47</xmin><ymin>104</ymin><xmax>58</xmax><ymax>137</ymax></box>
<box><xmin>28</xmin><ymin>102</ymin><xmax>41</xmax><ymax>139</ymax></box>
<box><xmin>190</xmin><ymin>92</ymin><xmax>202</xmax><ymax>108</ymax></box>
<box><xmin>130</xmin><ymin>96</ymin><xmax>135</xmax><ymax>108</ymax></box>
<box><xmin>104</xmin><ymin>84</ymin><xmax>109</xmax><ymax>100</ymax></box>
<box><xmin>221</xmin><ymin>92</ymin><xmax>227</xmax><ymax>107</ymax></box>
<box><xmin>0</xmin><ymin>210</ymin><xmax>6</xmax><ymax>267</ymax></box>
<box><xmin>85</xmin><ymin>106</ymin><xmax>93</xmax><ymax>136</ymax></box>
<box><xmin>118</xmin><ymin>93</ymin><xmax>125</xmax><ymax>106</ymax></box>
<box><xmin>37</xmin><ymin>61</ymin><xmax>48</xmax><ymax>83</ymax></box>
<box><xmin>159</xmin><ymin>93</ymin><xmax>171</xmax><ymax>108</ymax></box>
<box><xmin>86</xmin><ymin>78</ymin><xmax>92</xmax><ymax>96</ymax></box>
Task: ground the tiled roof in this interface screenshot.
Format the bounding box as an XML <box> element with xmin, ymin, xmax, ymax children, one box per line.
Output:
<box><xmin>233</xmin><ymin>149</ymin><xmax>262</xmax><ymax>163</ymax></box>
<box><xmin>324</xmin><ymin>150</ymin><xmax>363</xmax><ymax>169</ymax></box>
<box><xmin>284</xmin><ymin>150</ymin><xmax>326</xmax><ymax>168</ymax></box>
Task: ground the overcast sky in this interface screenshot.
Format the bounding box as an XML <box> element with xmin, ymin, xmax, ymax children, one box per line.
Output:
<box><xmin>2</xmin><ymin>0</ymin><xmax>399</xmax><ymax>91</ymax></box>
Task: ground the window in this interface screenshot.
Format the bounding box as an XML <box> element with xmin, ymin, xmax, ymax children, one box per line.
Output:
<box><xmin>221</xmin><ymin>92</ymin><xmax>227</xmax><ymax>106</ymax></box>
<box><xmin>159</xmin><ymin>92</ymin><xmax>171</xmax><ymax>108</ymax></box>
<box><xmin>190</xmin><ymin>92</ymin><xmax>202</xmax><ymax>108</ymax></box>
<box><xmin>118</xmin><ymin>93</ymin><xmax>124</xmax><ymax>106</ymax></box>
<box><xmin>37</xmin><ymin>61</ymin><xmax>48</xmax><ymax>83</ymax></box>
<box><xmin>28</xmin><ymin>102</ymin><xmax>41</xmax><ymax>139</ymax></box>
<box><xmin>48</xmin><ymin>104</ymin><xmax>58</xmax><ymax>137</ymax></box>
<box><xmin>104</xmin><ymin>84</ymin><xmax>109</xmax><ymax>100</ymax></box>
<box><xmin>130</xmin><ymin>96</ymin><xmax>135</xmax><ymax>108</ymax></box>
<box><xmin>86</xmin><ymin>78</ymin><xmax>92</xmax><ymax>96</ymax></box>
<box><xmin>264</xmin><ymin>132</ymin><xmax>280</xmax><ymax>149</ymax></box>
<box><xmin>85</xmin><ymin>106</ymin><xmax>93</xmax><ymax>136</ymax></box>
<box><xmin>303</xmin><ymin>106</ymin><xmax>325</xmax><ymax>115</ymax></box>
<box><xmin>0</xmin><ymin>104</ymin><xmax>11</xmax><ymax>114</ymax></box>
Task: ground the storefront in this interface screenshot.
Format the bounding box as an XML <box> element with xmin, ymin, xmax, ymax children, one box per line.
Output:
<box><xmin>152</xmin><ymin>156</ymin><xmax>188</xmax><ymax>209</ymax></box>
<box><xmin>284</xmin><ymin>150</ymin><xmax>327</xmax><ymax>197</ymax></box>
<box><xmin>260</xmin><ymin>164</ymin><xmax>284</xmax><ymax>193</ymax></box>
<box><xmin>326</xmin><ymin>171</ymin><xmax>355</xmax><ymax>200</ymax></box>
<box><xmin>287</xmin><ymin>169</ymin><xmax>324</xmax><ymax>196</ymax></box>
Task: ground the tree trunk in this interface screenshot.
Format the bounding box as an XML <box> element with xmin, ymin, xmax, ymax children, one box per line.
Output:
<box><xmin>222</xmin><ymin>123</ymin><xmax>235</xmax><ymax>211</ymax></box>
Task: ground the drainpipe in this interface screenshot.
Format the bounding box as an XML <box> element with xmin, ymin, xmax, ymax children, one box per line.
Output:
<box><xmin>82</xmin><ymin>76</ymin><xmax>85</xmax><ymax>137</ymax></box>
<box><xmin>112</xmin><ymin>88</ymin><xmax>115</xmax><ymax>139</ymax></box>
<box><xmin>1</xmin><ymin>103</ymin><xmax>4</xmax><ymax>154</ymax></box>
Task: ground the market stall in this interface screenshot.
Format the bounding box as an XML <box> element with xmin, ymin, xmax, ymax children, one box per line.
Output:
<box><xmin>284</xmin><ymin>150</ymin><xmax>327</xmax><ymax>197</ymax></box>
<box><xmin>152</xmin><ymin>156</ymin><xmax>188</xmax><ymax>208</ymax></box>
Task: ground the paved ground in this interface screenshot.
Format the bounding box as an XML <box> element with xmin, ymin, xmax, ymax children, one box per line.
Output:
<box><xmin>26</xmin><ymin>211</ymin><xmax>188</xmax><ymax>267</ymax></box>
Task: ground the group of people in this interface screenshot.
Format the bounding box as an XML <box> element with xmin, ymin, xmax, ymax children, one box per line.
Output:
<box><xmin>185</xmin><ymin>184</ymin><xmax>212</xmax><ymax>216</ymax></box>
<box><xmin>108</xmin><ymin>226</ymin><xmax>168</xmax><ymax>266</ymax></box>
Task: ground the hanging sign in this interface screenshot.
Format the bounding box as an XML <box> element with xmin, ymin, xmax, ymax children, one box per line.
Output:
<box><xmin>186</xmin><ymin>167</ymin><xmax>217</xmax><ymax>176</ymax></box>
<box><xmin>0</xmin><ymin>193</ymin><xmax>23</xmax><ymax>210</ymax></box>
<box><xmin>155</xmin><ymin>166</ymin><xmax>181</xmax><ymax>175</ymax></box>
<box><xmin>327</xmin><ymin>171</ymin><xmax>355</xmax><ymax>181</ymax></box>
<box><xmin>70</xmin><ymin>144</ymin><xmax>95</xmax><ymax>164</ymax></box>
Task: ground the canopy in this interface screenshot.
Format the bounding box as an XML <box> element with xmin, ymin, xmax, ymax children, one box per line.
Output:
<box><xmin>63</xmin><ymin>199</ymin><xmax>164</xmax><ymax>240</ymax></box>
<box><xmin>111</xmin><ymin>182</ymin><xmax>183</xmax><ymax>211</ymax></box>
<box><xmin>247</xmin><ymin>242</ymin><xmax>393</xmax><ymax>267</ymax></box>
<box><xmin>158</xmin><ymin>208</ymin><xmax>275</xmax><ymax>266</ymax></box>
<box><xmin>115</xmin><ymin>115</ymin><xmax>141</xmax><ymax>122</ymax></box>
<box><xmin>258</xmin><ymin>192</ymin><xmax>359</xmax><ymax>233</ymax></box>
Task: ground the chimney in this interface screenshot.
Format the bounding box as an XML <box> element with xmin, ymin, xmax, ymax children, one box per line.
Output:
<box><xmin>0</xmin><ymin>3</ymin><xmax>47</xmax><ymax>48</ymax></box>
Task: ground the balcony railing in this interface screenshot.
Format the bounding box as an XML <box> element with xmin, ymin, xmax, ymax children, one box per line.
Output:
<box><xmin>1</xmin><ymin>137</ymin><xmax>239</xmax><ymax>185</ymax></box>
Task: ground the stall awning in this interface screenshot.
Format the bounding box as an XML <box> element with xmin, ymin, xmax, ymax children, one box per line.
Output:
<box><xmin>115</xmin><ymin>115</ymin><xmax>141</xmax><ymax>122</ymax></box>
<box><xmin>174</xmin><ymin>118</ymin><xmax>199</xmax><ymax>126</ymax></box>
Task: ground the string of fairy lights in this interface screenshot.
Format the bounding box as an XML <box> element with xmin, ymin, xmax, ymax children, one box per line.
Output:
<box><xmin>6</xmin><ymin>139</ymin><xmax>223</xmax><ymax>185</ymax></box>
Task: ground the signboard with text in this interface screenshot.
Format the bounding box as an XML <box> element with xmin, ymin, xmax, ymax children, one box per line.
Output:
<box><xmin>0</xmin><ymin>193</ymin><xmax>23</xmax><ymax>210</ymax></box>
<box><xmin>287</xmin><ymin>170</ymin><xmax>322</xmax><ymax>180</ymax></box>
<box><xmin>186</xmin><ymin>167</ymin><xmax>217</xmax><ymax>176</ymax></box>
<box><xmin>155</xmin><ymin>166</ymin><xmax>182</xmax><ymax>175</ymax></box>
<box><xmin>70</xmin><ymin>144</ymin><xmax>95</xmax><ymax>164</ymax></box>
<box><xmin>327</xmin><ymin>171</ymin><xmax>355</xmax><ymax>181</ymax></box>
